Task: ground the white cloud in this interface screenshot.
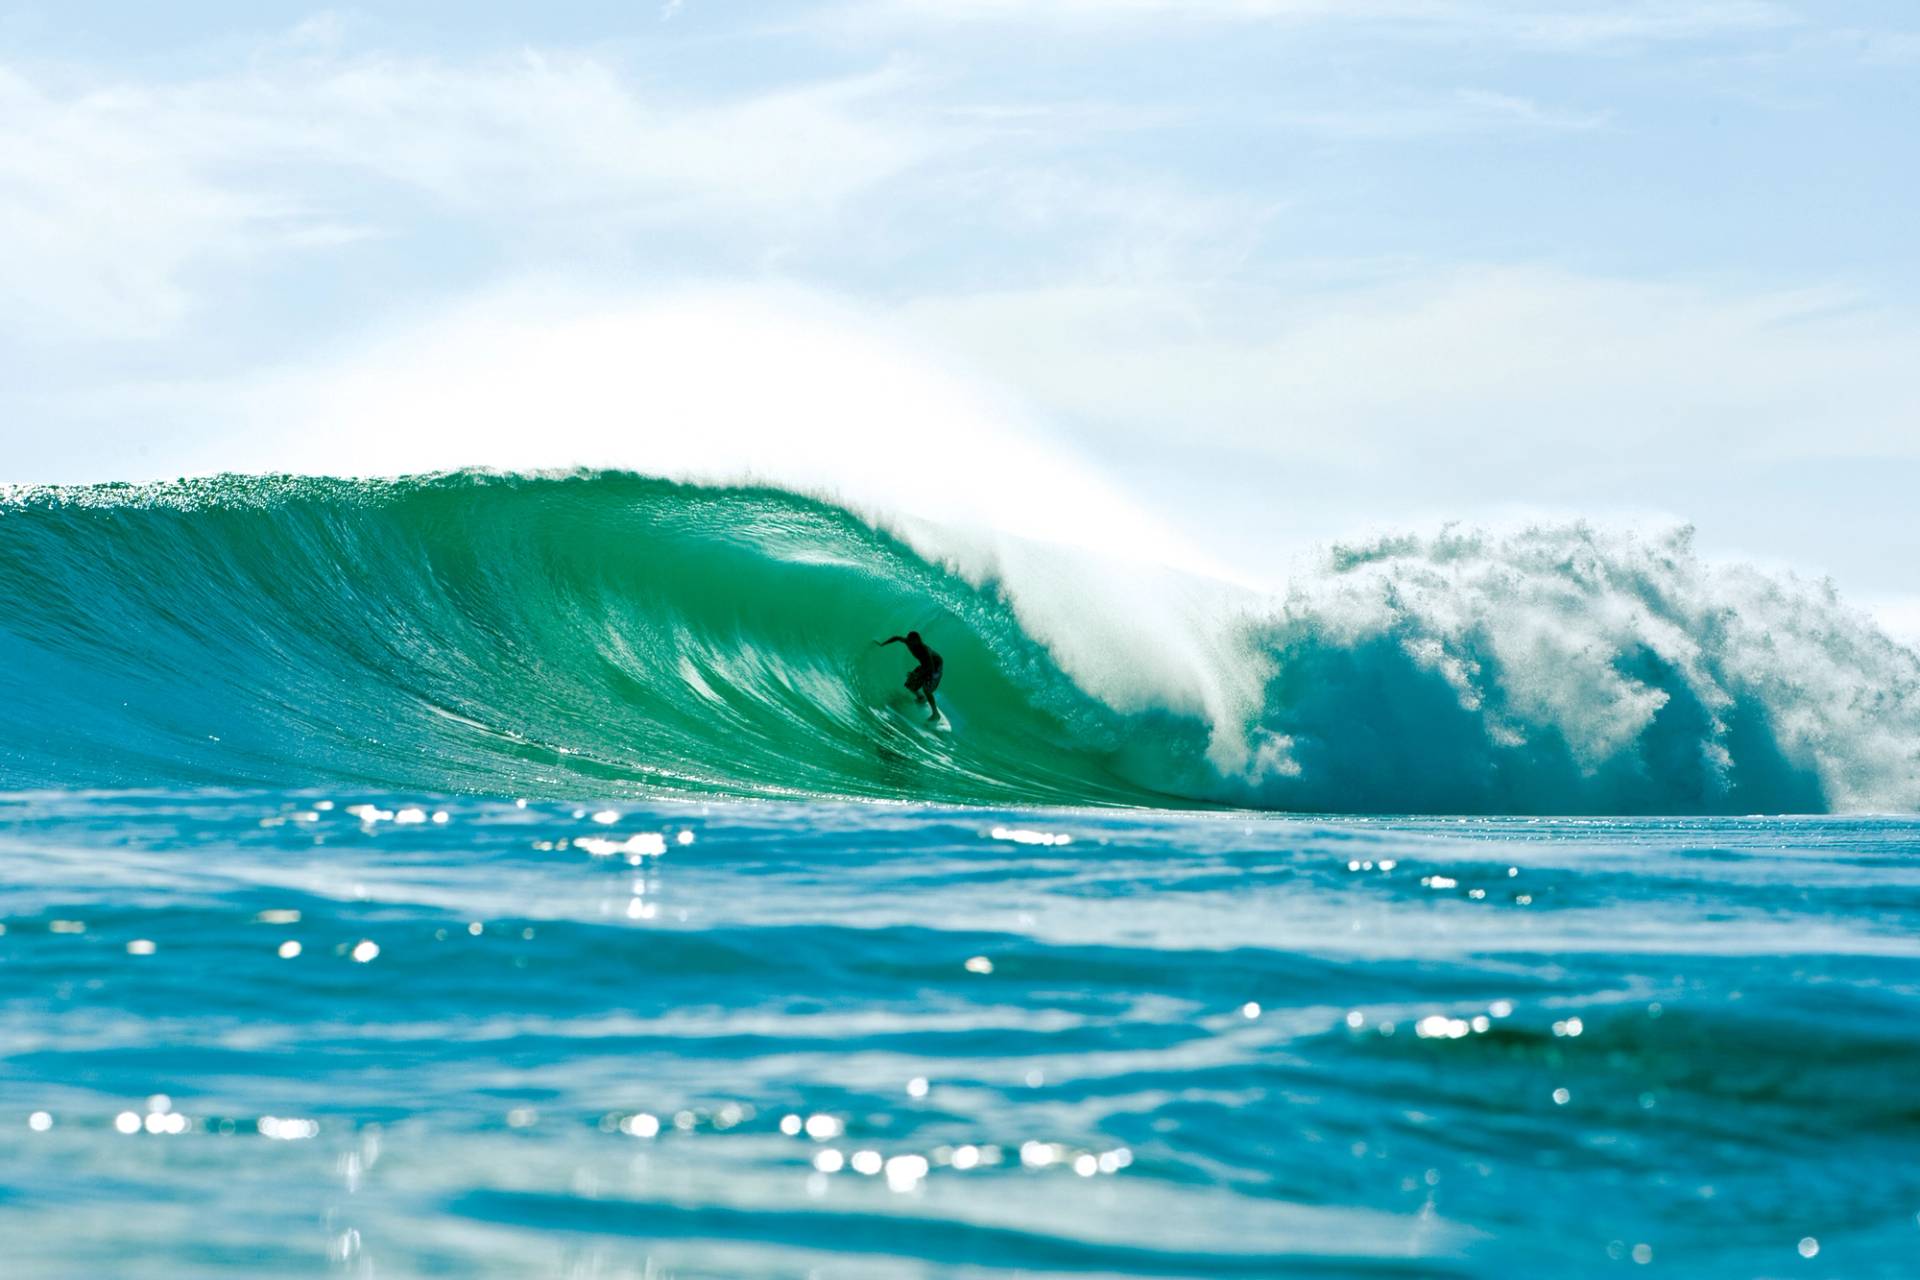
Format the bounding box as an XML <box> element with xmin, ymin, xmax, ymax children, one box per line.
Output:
<box><xmin>879</xmin><ymin>0</ymin><xmax>1413</xmax><ymax>18</ymax></box>
<box><xmin>0</xmin><ymin>67</ymin><xmax>288</xmax><ymax>336</ymax></box>
<box><xmin>0</xmin><ymin>47</ymin><xmax>938</xmax><ymax>340</ymax></box>
<box><xmin>1270</xmin><ymin>88</ymin><xmax>1606</xmax><ymax>138</ymax></box>
<box><xmin>1823</xmin><ymin>26</ymin><xmax>1920</xmax><ymax>66</ymax></box>
<box><xmin>241</xmin><ymin>54</ymin><xmax>927</xmax><ymax>216</ymax></box>
<box><xmin>1499</xmin><ymin>2</ymin><xmax>1796</xmax><ymax>49</ymax></box>
<box><xmin>869</xmin><ymin>0</ymin><xmax>1796</xmax><ymax>47</ymax></box>
<box><xmin>895</xmin><ymin>266</ymin><xmax>1920</xmax><ymax>471</ymax></box>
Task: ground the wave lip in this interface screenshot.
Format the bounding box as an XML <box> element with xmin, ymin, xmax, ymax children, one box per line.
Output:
<box><xmin>0</xmin><ymin>473</ymin><xmax>1914</xmax><ymax>814</ymax></box>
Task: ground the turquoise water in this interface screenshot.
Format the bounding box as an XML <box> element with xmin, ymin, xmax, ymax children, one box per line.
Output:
<box><xmin>3</xmin><ymin>473</ymin><xmax>1918</xmax><ymax>1275</ymax></box>
<box><xmin>2</xmin><ymin>794</ymin><xmax>1917</xmax><ymax>1276</ymax></box>
<box><xmin>3</xmin><ymin>472</ymin><xmax>1916</xmax><ymax>812</ymax></box>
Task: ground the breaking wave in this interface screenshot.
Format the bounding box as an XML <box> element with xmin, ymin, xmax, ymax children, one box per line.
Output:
<box><xmin>0</xmin><ymin>471</ymin><xmax>1914</xmax><ymax>813</ymax></box>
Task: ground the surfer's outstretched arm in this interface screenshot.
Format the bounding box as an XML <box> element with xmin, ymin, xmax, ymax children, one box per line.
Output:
<box><xmin>875</xmin><ymin>636</ymin><xmax>907</xmax><ymax>647</ymax></box>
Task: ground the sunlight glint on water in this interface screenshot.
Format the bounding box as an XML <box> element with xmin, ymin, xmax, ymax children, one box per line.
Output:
<box><xmin>2</xmin><ymin>793</ymin><xmax>1918</xmax><ymax>1276</ymax></box>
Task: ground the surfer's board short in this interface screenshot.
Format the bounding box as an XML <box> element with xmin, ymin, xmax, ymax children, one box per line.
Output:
<box><xmin>906</xmin><ymin>662</ymin><xmax>942</xmax><ymax>694</ymax></box>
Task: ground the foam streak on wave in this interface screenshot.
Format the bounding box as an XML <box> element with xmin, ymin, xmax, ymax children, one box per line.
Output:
<box><xmin>0</xmin><ymin>472</ymin><xmax>1914</xmax><ymax>813</ymax></box>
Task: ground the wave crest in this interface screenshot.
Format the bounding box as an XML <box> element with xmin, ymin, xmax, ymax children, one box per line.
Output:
<box><xmin>0</xmin><ymin>473</ymin><xmax>1913</xmax><ymax>813</ymax></box>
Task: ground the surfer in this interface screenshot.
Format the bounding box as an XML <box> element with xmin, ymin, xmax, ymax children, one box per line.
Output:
<box><xmin>875</xmin><ymin>631</ymin><xmax>943</xmax><ymax>721</ymax></box>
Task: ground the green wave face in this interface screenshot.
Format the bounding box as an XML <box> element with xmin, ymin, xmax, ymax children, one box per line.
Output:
<box><xmin>4</xmin><ymin>470</ymin><xmax>1914</xmax><ymax>813</ymax></box>
<box><xmin>0</xmin><ymin>472</ymin><xmax>1207</xmax><ymax>804</ymax></box>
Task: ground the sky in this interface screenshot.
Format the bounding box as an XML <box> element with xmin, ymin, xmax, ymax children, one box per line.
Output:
<box><xmin>1</xmin><ymin>1</ymin><xmax>1916</xmax><ymax>628</ymax></box>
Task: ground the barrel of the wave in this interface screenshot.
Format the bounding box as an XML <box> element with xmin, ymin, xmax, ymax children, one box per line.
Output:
<box><xmin>0</xmin><ymin>471</ymin><xmax>1173</xmax><ymax>807</ymax></box>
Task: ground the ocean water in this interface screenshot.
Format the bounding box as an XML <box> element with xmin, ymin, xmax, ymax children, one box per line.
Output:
<box><xmin>3</xmin><ymin>795</ymin><xmax>1918</xmax><ymax>1277</ymax></box>
<box><xmin>3</xmin><ymin>473</ymin><xmax>1919</xmax><ymax>1276</ymax></box>
<box><xmin>3</xmin><ymin>471</ymin><xmax>1916</xmax><ymax>812</ymax></box>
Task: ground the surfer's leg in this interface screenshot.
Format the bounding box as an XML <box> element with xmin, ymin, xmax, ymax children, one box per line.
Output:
<box><xmin>924</xmin><ymin>688</ymin><xmax>940</xmax><ymax>720</ymax></box>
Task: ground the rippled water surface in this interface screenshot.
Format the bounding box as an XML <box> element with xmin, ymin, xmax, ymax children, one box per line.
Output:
<box><xmin>2</xmin><ymin>793</ymin><xmax>1917</xmax><ymax>1277</ymax></box>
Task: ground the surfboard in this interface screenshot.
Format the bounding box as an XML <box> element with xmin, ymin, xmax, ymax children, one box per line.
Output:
<box><xmin>882</xmin><ymin>694</ymin><xmax>952</xmax><ymax>734</ymax></box>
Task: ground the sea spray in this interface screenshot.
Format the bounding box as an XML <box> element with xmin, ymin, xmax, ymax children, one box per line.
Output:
<box><xmin>1238</xmin><ymin>524</ymin><xmax>1920</xmax><ymax>813</ymax></box>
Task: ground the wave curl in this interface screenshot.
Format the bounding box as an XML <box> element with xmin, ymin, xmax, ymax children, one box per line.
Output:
<box><xmin>0</xmin><ymin>472</ymin><xmax>1914</xmax><ymax>813</ymax></box>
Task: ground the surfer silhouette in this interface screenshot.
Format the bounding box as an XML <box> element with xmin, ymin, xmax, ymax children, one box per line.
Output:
<box><xmin>875</xmin><ymin>631</ymin><xmax>943</xmax><ymax>721</ymax></box>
